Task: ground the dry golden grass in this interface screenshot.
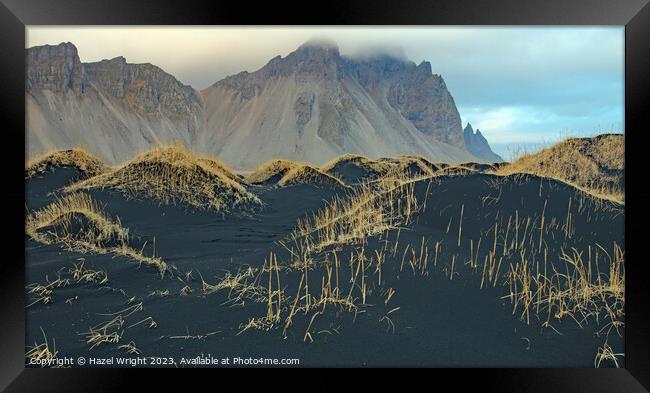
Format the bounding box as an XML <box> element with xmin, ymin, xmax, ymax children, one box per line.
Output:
<box><xmin>245</xmin><ymin>172</ymin><xmax>432</xmax><ymax>339</ymax></box>
<box><xmin>200</xmin><ymin>266</ymin><xmax>270</xmax><ymax>305</ymax></box>
<box><xmin>394</xmin><ymin>156</ymin><xmax>437</xmax><ymax>176</ymax></box>
<box><xmin>26</xmin><ymin>192</ymin><xmax>128</xmax><ymax>242</ymax></box>
<box><xmin>26</xmin><ymin>192</ymin><xmax>167</xmax><ymax>275</ymax></box>
<box><xmin>497</xmin><ymin>134</ymin><xmax>624</xmax><ymax>202</ymax></box>
<box><xmin>595</xmin><ymin>340</ymin><xmax>625</xmax><ymax>368</ymax></box>
<box><xmin>26</xmin><ymin>148</ymin><xmax>109</xmax><ymax>179</ymax></box>
<box><xmin>323</xmin><ymin>154</ymin><xmax>443</xmax><ymax>185</ymax></box>
<box><xmin>201</xmin><ymin>248</ymin><xmax>367</xmax><ymax>340</ymax></box>
<box><xmin>83</xmin><ymin>315</ymin><xmax>124</xmax><ymax>349</ymax></box>
<box><xmin>249</xmin><ymin>154</ymin><xmax>440</xmax><ymax>190</ymax></box>
<box><xmin>382</xmin><ymin>155</ymin><xmax>439</xmax><ymax>171</ymax></box>
<box><xmin>504</xmin><ymin>242</ymin><xmax>624</xmax><ymax>334</ymax></box>
<box><xmin>245</xmin><ymin>159</ymin><xmax>302</xmax><ymax>184</ymax></box>
<box><xmin>26</xmin><ymin>271</ymin><xmax>70</xmax><ymax>307</ymax></box>
<box><xmin>69</xmin><ymin>260</ymin><xmax>109</xmax><ymax>285</ymax></box>
<box><xmin>26</xmin><ymin>260</ymin><xmax>110</xmax><ymax>307</ymax></box>
<box><xmin>322</xmin><ymin>153</ymin><xmax>394</xmax><ymax>175</ymax></box>
<box><xmin>26</xmin><ymin>328</ymin><xmax>62</xmax><ymax>367</ymax></box>
<box><xmin>79</xmin><ymin>300</ymin><xmax>153</xmax><ymax>352</ymax></box>
<box><xmin>277</xmin><ymin>165</ymin><xmax>346</xmax><ymax>188</ymax></box>
<box><xmin>205</xmin><ymin>163</ymin><xmax>624</xmax><ymax>353</ymax></box>
<box><xmin>286</xmin><ymin>174</ymin><xmax>426</xmax><ymax>255</ymax></box>
<box><xmin>196</xmin><ymin>156</ymin><xmax>243</xmax><ymax>184</ymax></box>
<box><xmin>65</xmin><ymin>144</ymin><xmax>261</xmax><ymax>211</ymax></box>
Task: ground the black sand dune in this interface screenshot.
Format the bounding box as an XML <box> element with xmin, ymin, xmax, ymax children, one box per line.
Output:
<box><xmin>322</xmin><ymin>155</ymin><xmax>392</xmax><ymax>185</ymax></box>
<box><xmin>25</xmin><ymin>163</ymin><xmax>624</xmax><ymax>367</ymax></box>
<box><xmin>26</xmin><ymin>166</ymin><xmax>86</xmax><ymax>210</ymax></box>
<box><xmin>379</xmin><ymin>156</ymin><xmax>439</xmax><ymax>178</ymax></box>
<box><xmin>499</xmin><ymin>134</ymin><xmax>624</xmax><ymax>202</ymax></box>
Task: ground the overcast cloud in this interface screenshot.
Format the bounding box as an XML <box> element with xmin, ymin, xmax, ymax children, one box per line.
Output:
<box><xmin>27</xmin><ymin>26</ymin><xmax>624</xmax><ymax>160</ymax></box>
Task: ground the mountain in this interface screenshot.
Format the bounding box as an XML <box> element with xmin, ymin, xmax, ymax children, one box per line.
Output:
<box><xmin>463</xmin><ymin>123</ymin><xmax>503</xmax><ymax>162</ymax></box>
<box><xmin>26</xmin><ymin>42</ymin><xmax>203</xmax><ymax>164</ymax></box>
<box><xmin>26</xmin><ymin>41</ymin><xmax>502</xmax><ymax>169</ymax></box>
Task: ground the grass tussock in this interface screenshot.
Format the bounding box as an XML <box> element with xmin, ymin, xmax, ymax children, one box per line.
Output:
<box><xmin>595</xmin><ymin>340</ymin><xmax>625</xmax><ymax>368</ymax></box>
<box><xmin>26</xmin><ymin>192</ymin><xmax>167</xmax><ymax>275</ymax></box>
<box><xmin>322</xmin><ymin>154</ymin><xmax>394</xmax><ymax>175</ymax></box>
<box><xmin>196</xmin><ymin>156</ymin><xmax>244</xmax><ymax>184</ymax></box>
<box><xmin>65</xmin><ymin>144</ymin><xmax>261</xmax><ymax>211</ymax></box>
<box><xmin>200</xmin><ymin>249</ymin><xmax>370</xmax><ymax>340</ymax></box>
<box><xmin>376</xmin><ymin>155</ymin><xmax>439</xmax><ymax>178</ymax></box>
<box><xmin>498</xmin><ymin>134</ymin><xmax>624</xmax><ymax>202</ymax></box>
<box><xmin>392</xmin><ymin>156</ymin><xmax>437</xmax><ymax>177</ymax></box>
<box><xmin>80</xmin><ymin>300</ymin><xmax>153</xmax><ymax>353</ymax></box>
<box><xmin>323</xmin><ymin>154</ymin><xmax>442</xmax><ymax>185</ymax></box>
<box><xmin>26</xmin><ymin>260</ymin><xmax>109</xmax><ymax>307</ymax></box>
<box><xmin>26</xmin><ymin>328</ymin><xmax>64</xmax><ymax>367</ymax></box>
<box><xmin>287</xmin><ymin>176</ymin><xmax>426</xmax><ymax>254</ymax></box>
<box><xmin>277</xmin><ymin>165</ymin><xmax>347</xmax><ymax>188</ymax></box>
<box><xmin>26</xmin><ymin>148</ymin><xmax>109</xmax><ymax>179</ymax></box>
<box><xmin>504</xmin><ymin>242</ymin><xmax>624</xmax><ymax>335</ymax></box>
<box><xmin>245</xmin><ymin>159</ymin><xmax>302</xmax><ymax>185</ymax></box>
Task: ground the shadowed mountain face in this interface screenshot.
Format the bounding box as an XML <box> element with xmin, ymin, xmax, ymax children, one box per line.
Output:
<box><xmin>463</xmin><ymin>123</ymin><xmax>503</xmax><ymax>163</ymax></box>
<box><xmin>26</xmin><ymin>41</ymin><xmax>501</xmax><ymax>169</ymax></box>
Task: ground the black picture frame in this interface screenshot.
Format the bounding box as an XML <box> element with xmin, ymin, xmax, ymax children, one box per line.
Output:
<box><xmin>1</xmin><ymin>0</ymin><xmax>648</xmax><ymax>390</ymax></box>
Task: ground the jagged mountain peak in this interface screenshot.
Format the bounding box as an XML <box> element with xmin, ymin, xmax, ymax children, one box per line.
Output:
<box><xmin>28</xmin><ymin>41</ymin><xmax>77</xmax><ymax>54</ymax></box>
<box><xmin>198</xmin><ymin>40</ymin><xmax>476</xmax><ymax>167</ymax></box>
<box><xmin>463</xmin><ymin>122</ymin><xmax>503</xmax><ymax>163</ymax></box>
<box><xmin>464</xmin><ymin>123</ymin><xmax>475</xmax><ymax>138</ymax></box>
<box><xmin>26</xmin><ymin>42</ymin><xmax>204</xmax><ymax>163</ymax></box>
<box><xmin>26</xmin><ymin>42</ymin><xmax>84</xmax><ymax>94</ymax></box>
<box><xmin>417</xmin><ymin>60</ymin><xmax>432</xmax><ymax>74</ymax></box>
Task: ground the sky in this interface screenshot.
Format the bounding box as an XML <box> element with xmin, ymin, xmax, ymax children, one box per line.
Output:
<box><xmin>27</xmin><ymin>26</ymin><xmax>624</xmax><ymax>160</ymax></box>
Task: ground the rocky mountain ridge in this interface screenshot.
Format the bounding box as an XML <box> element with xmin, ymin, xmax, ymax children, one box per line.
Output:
<box><xmin>463</xmin><ymin>123</ymin><xmax>503</xmax><ymax>162</ymax></box>
<box><xmin>26</xmin><ymin>41</ymin><xmax>502</xmax><ymax>169</ymax></box>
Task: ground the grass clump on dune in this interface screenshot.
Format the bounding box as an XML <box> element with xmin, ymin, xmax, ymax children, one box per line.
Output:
<box><xmin>65</xmin><ymin>144</ymin><xmax>261</xmax><ymax>212</ymax></box>
<box><xmin>277</xmin><ymin>165</ymin><xmax>346</xmax><ymax>188</ymax></box>
<box><xmin>321</xmin><ymin>153</ymin><xmax>394</xmax><ymax>182</ymax></box>
<box><xmin>323</xmin><ymin>154</ymin><xmax>441</xmax><ymax>185</ymax></box>
<box><xmin>26</xmin><ymin>192</ymin><xmax>167</xmax><ymax>275</ymax></box>
<box><xmin>196</xmin><ymin>156</ymin><xmax>245</xmax><ymax>184</ymax></box>
<box><xmin>385</xmin><ymin>156</ymin><xmax>438</xmax><ymax>178</ymax></box>
<box><xmin>246</xmin><ymin>159</ymin><xmax>302</xmax><ymax>185</ymax></box>
<box><xmin>26</xmin><ymin>148</ymin><xmax>109</xmax><ymax>179</ymax></box>
<box><xmin>322</xmin><ymin>153</ymin><xmax>394</xmax><ymax>173</ymax></box>
<box><xmin>504</xmin><ymin>242</ymin><xmax>624</xmax><ymax>334</ymax></box>
<box><xmin>288</xmin><ymin>175</ymin><xmax>426</xmax><ymax>254</ymax></box>
<box><xmin>497</xmin><ymin>134</ymin><xmax>624</xmax><ymax>202</ymax></box>
<box><xmin>26</xmin><ymin>328</ymin><xmax>64</xmax><ymax>367</ymax></box>
<box><xmin>247</xmin><ymin>159</ymin><xmax>346</xmax><ymax>188</ymax></box>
